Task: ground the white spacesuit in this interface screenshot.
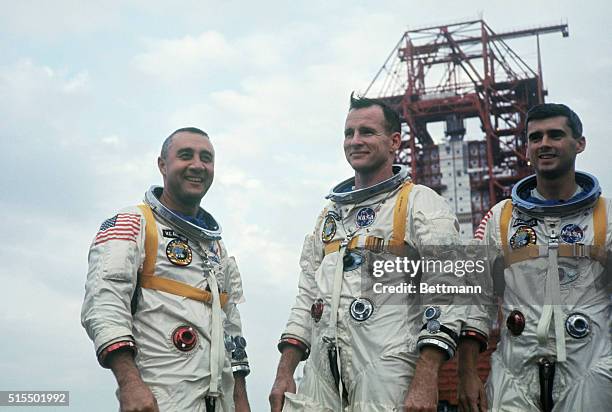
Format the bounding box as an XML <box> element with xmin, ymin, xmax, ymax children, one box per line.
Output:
<box><xmin>466</xmin><ymin>172</ymin><xmax>612</xmax><ymax>411</ymax></box>
<box><xmin>81</xmin><ymin>186</ymin><xmax>249</xmax><ymax>412</ymax></box>
<box><xmin>279</xmin><ymin>165</ymin><xmax>465</xmax><ymax>411</ymax></box>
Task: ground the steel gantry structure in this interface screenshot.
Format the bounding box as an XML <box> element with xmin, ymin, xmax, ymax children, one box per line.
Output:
<box><xmin>365</xmin><ymin>19</ymin><xmax>568</xmax><ymax>233</ymax></box>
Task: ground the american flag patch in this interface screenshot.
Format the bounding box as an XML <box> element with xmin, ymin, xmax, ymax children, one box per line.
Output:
<box><xmin>95</xmin><ymin>213</ymin><xmax>141</xmax><ymax>245</ymax></box>
<box><xmin>474</xmin><ymin>209</ymin><xmax>493</xmax><ymax>240</ymax></box>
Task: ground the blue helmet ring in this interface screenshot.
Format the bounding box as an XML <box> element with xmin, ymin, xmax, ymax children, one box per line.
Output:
<box><xmin>511</xmin><ymin>172</ymin><xmax>600</xmax><ymax>217</ymax></box>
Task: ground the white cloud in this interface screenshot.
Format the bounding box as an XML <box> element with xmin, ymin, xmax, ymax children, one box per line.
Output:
<box><xmin>132</xmin><ymin>31</ymin><xmax>237</xmax><ymax>81</ymax></box>
<box><xmin>0</xmin><ymin>59</ymin><xmax>89</xmax><ymax>108</ymax></box>
<box><xmin>216</xmin><ymin>166</ymin><xmax>262</xmax><ymax>190</ymax></box>
<box><xmin>100</xmin><ymin>134</ymin><xmax>121</xmax><ymax>146</ymax></box>
<box><xmin>62</xmin><ymin>71</ymin><xmax>91</xmax><ymax>93</ymax></box>
<box><xmin>236</xmin><ymin>33</ymin><xmax>287</xmax><ymax>68</ymax></box>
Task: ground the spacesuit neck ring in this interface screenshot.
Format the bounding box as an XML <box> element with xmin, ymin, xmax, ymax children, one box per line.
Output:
<box><xmin>511</xmin><ymin>171</ymin><xmax>601</xmax><ymax>217</ymax></box>
<box><xmin>144</xmin><ymin>185</ymin><xmax>222</xmax><ymax>241</ymax></box>
<box><xmin>326</xmin><ymin>164</ymin><xmax>410</xmax><ymax>204</ymax></box>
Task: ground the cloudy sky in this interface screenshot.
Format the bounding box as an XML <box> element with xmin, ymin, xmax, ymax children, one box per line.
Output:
<box><xmin>1</xmin><ymin>1</ymin><xmax>610</xmax><ymax>411</ymax></box>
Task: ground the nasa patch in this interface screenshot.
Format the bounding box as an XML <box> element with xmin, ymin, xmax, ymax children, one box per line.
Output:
<box><xmin>510</xmin><ymin>226</ymin><xmax>537</xmax><ymax>249</ymax></box>
<box><xmin>560</xmin><ymin>224</ymin><xmax>584</xmax><ymax>244</ymax></box>
<box><xmin>356</xmin><ymin>207</ymin><xmax>376</xmax><ymax>228</ymax></box>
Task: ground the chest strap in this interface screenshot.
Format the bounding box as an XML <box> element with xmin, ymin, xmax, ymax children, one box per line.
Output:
<box><xmin>323</xmin><ymin>235</ymin><xmax>407</xmax><ymax>256</ymax></box>
<box><xmin>323</xmin><ymin>182</ymin><xmax>414</xmax><ymax>256</ymax></box>
<box><xmin>500</xmin><ymin>197</ymin><xmax>607</xmax><ymax>267</ymax></box>
<box><xmin>137</xmin><ymin>204</ymin><xmax>228</xmax><ymax>308</ymax></box>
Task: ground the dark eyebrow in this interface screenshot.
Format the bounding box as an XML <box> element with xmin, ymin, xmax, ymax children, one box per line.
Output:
<box><xmin>177</xmin><ymin>148</ymin><xmax>194</xmax><ymax>154</ymax></box>
<box><xmin>547</xmin><ymin>128</ymin><xmax>566</xmax><ymax>136</ymax></box>
<box><xmin>359</xmin><ymin>126</ymin><xmax>377</xmax><ymax>133</ymax></box>
<box><xmin>528</xmin><ymin>128</ymin><xmax>567</xmax><ymax>139</ymax></box>
<box><xmin>527</xmin><ymin>131</ymin><xmax>543</xmax><ymax>139</ymax></box>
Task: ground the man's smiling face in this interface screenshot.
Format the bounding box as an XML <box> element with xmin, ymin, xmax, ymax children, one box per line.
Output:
<box><xmin>526</xmin><ymin>115</ymin><xmax>585</xmax><ymax>179</ymax></box>
<box><xmin>158</xmin><ymin>131</ymin><xmax>215</xmax><ymax>208</ymax></box>
<box><xmin>343</xmin><ymin>105</ymin><xmax>398</xmax><ymax>176</ymax></box>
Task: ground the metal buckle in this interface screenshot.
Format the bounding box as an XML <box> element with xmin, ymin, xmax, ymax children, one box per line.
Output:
<box><xmin>572</xmin><ymin>243</ymin><xmax>587</xmax><ymax>258</ymax></box>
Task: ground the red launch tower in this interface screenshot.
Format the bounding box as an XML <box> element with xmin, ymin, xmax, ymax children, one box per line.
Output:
<box><xmin>366</xmin><ymin>19</ymin><xmax>568</xmax><ymax>236</ymax></box>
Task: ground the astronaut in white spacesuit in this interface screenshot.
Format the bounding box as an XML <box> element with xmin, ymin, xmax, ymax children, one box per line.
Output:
<box><xmin>269</xmin><ymin>94</ymin><xmax>466</xmax><ymax>412</ymax></box>
<box><xmin>457</xmin><ymin>104</ymin><xmax>612</xmax><ymax>412</ymax></box>
<box><xmin>81</xmin><ymin>128</ymin><xmax>251</xmax><ymax>412</ymax></box>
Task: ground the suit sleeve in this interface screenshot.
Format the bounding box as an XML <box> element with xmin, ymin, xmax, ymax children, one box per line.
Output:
<box><xmin>460</xmin><ymin>202</ymin><xmax>505</xmax><ymax>348</ymax></box>
<box><xmin>280</xmin><ymin>209</ymin><xmax>326</xmax><ymax>352</ymax></box>
<box><xmin>408</xmin><ymin>185</ymin><xmax>466</xmax><ymax>358</ymax></box>
<box><xmin>80</xmin><ymin>209</ymin><xmax>146</xmax><ymax>364</ymax></box>
<box><xmin>219</xmin><ymin>244</ymin><xmax>250</xmax><ymax>376</ymax></box>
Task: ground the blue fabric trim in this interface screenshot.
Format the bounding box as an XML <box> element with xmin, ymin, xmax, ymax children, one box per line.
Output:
<box><xmin>172</xmin><ymin>210</ymin><xmax>212</xmax><ymax>230</ymax></box>
<box><xmin>519</xmin><ymin>176</ymin><xmax>594</xmax><ymax>206</ymax></box>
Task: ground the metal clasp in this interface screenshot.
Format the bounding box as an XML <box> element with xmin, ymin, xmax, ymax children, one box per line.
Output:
<box><xmin>544</xmin><ymin>217</ymin><xmax>560</xmax><ymax>249</ymax></box>
<box><xmin>548</xmin><ymin>231</ymin><xmax>559</xmax><ymax>249</ymax></box>
<box><xmin>340</xmin><ymin>234</ymin><xmax>353</xmax><ymax>249</ymax></box>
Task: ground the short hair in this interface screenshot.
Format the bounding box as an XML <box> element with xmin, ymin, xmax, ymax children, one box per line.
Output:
<box><xmin>349</xmin><ymin>92</ymin><xmax>401</xmax><ymax>134</ymax></box>
<box><xmin>526</xmin><ymin>103</ymin><xmax>583</xmax><ymax>138</ymax></box>
<box><xmin>160</xmin><ymin>127</ymin><xmax>209</xmax><ymax>159</ymax></box>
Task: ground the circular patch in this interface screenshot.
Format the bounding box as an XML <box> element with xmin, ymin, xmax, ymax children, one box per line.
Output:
<box><xmin>321</xmin><ymin>215</ymin><xmax>337</xmax><ymax>243</ymax></box>
<box><xmin>509</xmin><ymin>226</ymin><xmax>536</xmax><ymax>249</ymax></box>
<box><xmin>349</xmin><ymin>297</ymin><xmax>373</xmax><ymax>321</ymax></box>
<box><xmin>565</xmin><ymin>313</ymin><xmax>590</xmax><ymax>339</ymax></box>
<box><xmin>166</xmin><ymin>239</ymin><xmax>193</xmax><ymax>266</ymax></box>
<box><xmin>343</xmin><ymin>251</ymin><xmax>363</xmax><ymax>271</ymax></box>
<box><xmin>356</xmin><ymin>207</ymin><xmax>376</xmax><ymax>228</ymax></box>
<box><xmin>560</xmin><ymin>224</ymin><xmax>584</xmax><ymax>244</ymax></box>
<box><xmin>172</xmin><ymin>325</ymin><xmax>198</xmax><ymax>352</ymax></box>
<box><xmin>311</xmin><ymin>298</ymin><xmax>324</xmax><ymax>323</ymax></box>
